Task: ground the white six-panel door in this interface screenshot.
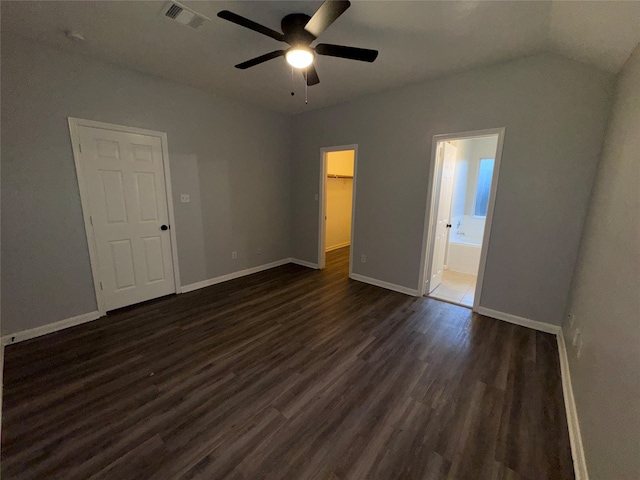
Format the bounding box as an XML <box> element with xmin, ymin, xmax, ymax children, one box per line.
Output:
<box><xmin>77</xmin><ymin>125</ymin><xmax>176</xmax><ymax>311</ymax></box>
<box><xmin>429</xmin><ymin>141</ymin><xmax>456</xmax><ymax>293</ymax></box>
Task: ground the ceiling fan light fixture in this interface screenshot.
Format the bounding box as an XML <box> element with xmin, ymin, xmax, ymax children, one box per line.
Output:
<box><xmin>219</xmin><ymin>0</ymin><xmax>378</xmax><ymax>88</ymax></box>
<box><xmin>286</xmin><ymin>47</ymin><xmax>314</xmax><ymax>69</ymax></box>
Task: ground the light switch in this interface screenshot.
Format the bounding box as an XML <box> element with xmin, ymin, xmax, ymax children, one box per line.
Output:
<box><xmin>180</xmin><ymin>194</ymin><xmax>190</xmax><ymax>203</ymax></box>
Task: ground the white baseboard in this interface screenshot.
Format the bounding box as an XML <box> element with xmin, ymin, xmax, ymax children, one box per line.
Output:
<box><xmin>475</xmin><ymin>308</ymin><xmax>587</xmax><ymax>478</ymax></box>
<box><xmin>289</xmin><ymin>258</ymin><xmax>319</xmax><ymax>269</ymax></box>
<box><xmin>1</xmin><ymin>310</ymin><xmax>102</xmax><ymax>346</ymax></box>
<box><xmin>475</xmin><ymin>307</ymin><xmax>561</xmax><ymax>334</ymax></box>
<box><xmin>181</xmin><ymin>258</ymin><xmax>291</xmax><ymax>293</ymax></box>
<box><xmin>349</xmin><ymin>273</ymin><xmax>419</xmax><ymax>296</ymax></box>
<box><xmin>1</xmin><ymin>258</ymin><xmax>296</xmax><ymax>346</ymax></box>
<box><xmin>1</xmin><ymin>342</ymin><xmax>4</xmax><ymax>454</ymax></box>
<box><xmin>557</xmin><ymin>330</ymin><xmax>589</xmax><ymax>480</ymax></box>
<box><xmin>325</xmin><ymin>242</ymin><xmax>350</xmax><ymax>252</ymax></box>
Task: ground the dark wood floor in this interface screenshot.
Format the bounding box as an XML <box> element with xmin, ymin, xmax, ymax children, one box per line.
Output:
<box><xmin>2</xmin><ymin>247</ymin><xmax>574</xmax><ymax>480</ymax></box>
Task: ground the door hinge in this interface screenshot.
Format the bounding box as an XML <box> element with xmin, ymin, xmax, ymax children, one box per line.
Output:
<box><xmin>89</xmin><ymin>216</ymin><xmax>93</xmax><ymax>226</ymax></box>
<box><xmin>100</xmin><ymin>282</ymin><xmax>103</xmax><ymax>290</ymax></box>
<box><xmin>79</xmin><ymin>143</ymin><xmax>82</xmax><ymax>153</ymax></box>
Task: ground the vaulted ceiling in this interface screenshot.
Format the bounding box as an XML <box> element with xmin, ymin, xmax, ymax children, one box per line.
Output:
<box><xmin>2</xmin><ymin>1</ymin><xmax>639</xmax><ymax>114</ymax></box>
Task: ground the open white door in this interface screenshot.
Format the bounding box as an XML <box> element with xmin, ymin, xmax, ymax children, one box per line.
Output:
<box><xmin>76</xmin><ymin>125</ymin><xmax>177</xmax><ymax>311</ymax></box>
<box><xmin>429</xmin><ymin>141</ymin><xmax>456</xmax><ymax>293</ymax></box>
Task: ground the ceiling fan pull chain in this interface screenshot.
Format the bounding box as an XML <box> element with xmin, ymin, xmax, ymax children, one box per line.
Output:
<box><xmin>291</xmin><ymin>66</ymin><xmax>295</xmax><ymax>98</ymax></box>
<box><xmin>305</xmin><ymin>77</ymin><xmax>308</xmax><ymax>104</ymax></box>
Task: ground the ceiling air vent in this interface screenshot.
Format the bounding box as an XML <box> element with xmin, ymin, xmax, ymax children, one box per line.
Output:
<box><xmin>161</xmin><ymin>1</ymin><xmax>210</xmax><ymax>29</ymax></box>
<box><xmin>165</xmin><ymin>4</ymin><xmax>183</xmax><ymax>19</ymax></box>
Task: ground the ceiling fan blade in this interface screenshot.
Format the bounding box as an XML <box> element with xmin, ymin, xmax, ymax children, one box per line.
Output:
<box><xmin>304</xmin><ymin>0</ymin><xmax>351</xmax><ymax>38</ymax></box>
<box><xmin>305</xmin><ymin>64</ymin><xmax>320</xmax><ymax>86</ymax></box>
<box><xmin>235</xmin><ymin>50</ymin><xmax>286</xmax><ymax>69</ymax></box>
<box><xmin>315</xmin><ymin>43</ymin><xmax>378</xmax><ymax>62</ymax></box>
<box><xmin>218</xmin><ymin>10</ymin><xmax>285</xmax><ymax>42</ymax></box>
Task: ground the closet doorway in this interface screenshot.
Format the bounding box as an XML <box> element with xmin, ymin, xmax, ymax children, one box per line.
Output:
<box><xmin>318</xmin><ymin>145</ymin><xmax>357</xmax><ymax>274</ymax></box>
<box><xmin>419</xmin><ymin>128</ymin><xmax>505</xmax><ymax>309</ymax></box>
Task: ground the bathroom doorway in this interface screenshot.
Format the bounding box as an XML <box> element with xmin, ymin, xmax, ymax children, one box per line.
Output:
<box><xmin>318</xmin><ymin>146</ymin><xmax>357</xmax><ymax>275</ymax></box>
<box><xmin>419</xmin><ymin>129</ymin><xmax>505</xmax><ymax>308</ymax></box>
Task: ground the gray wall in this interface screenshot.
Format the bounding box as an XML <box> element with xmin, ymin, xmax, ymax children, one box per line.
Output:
<box><xmin>1</xmin><ymin>34</ymin><xmax>292</xmax><ymax>335</ymax></box>
<box><xmin>563</xmin><ymin>45</ymin><xmax>640</xmax><ymax>479</ymax></box>
<box><xmin>0</xmin><ymin>34</ymin><xmax>618</xmax><ymax>339</ymax></box>
<box><xmin>291</xmin><ymin>53</ymin><xmax>614</xmax><ymax>326</ymax></box>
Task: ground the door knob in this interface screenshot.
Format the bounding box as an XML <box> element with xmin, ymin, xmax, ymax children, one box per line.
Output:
<box><xmin>446</xmin><ymin>223</ymin><xmax>452</xmax><ymax>228</ymax></box>
<box><xmin>160</xmin><ymin>225</ymin><xmax>169</xmax><ymax>231</ymax></box>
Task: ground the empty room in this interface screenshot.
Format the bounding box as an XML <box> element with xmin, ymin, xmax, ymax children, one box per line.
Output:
<box><xmin>1</xmin><ymin>1</ymin><xmax>638</xmax><ymax>479</ymax></box>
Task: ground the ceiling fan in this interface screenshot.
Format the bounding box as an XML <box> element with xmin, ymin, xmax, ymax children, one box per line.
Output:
<box><xmin>217</xmin><ymin>0</ymin><xmax>378</xmax><ymax>86</ymax></box>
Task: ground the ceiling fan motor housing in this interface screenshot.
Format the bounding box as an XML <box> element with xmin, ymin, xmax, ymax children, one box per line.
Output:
<box><xmin>281</xmin><ymin>13</ymin><xmax>315</xmax><ymax>46</ymax></box>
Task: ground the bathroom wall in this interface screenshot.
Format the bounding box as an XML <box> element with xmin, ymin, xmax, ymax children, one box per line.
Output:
<box><xmin>449</xmin><ymin>136</ymin><xmax>499</xmax><ymax>242</ymax></box>
<box><xmin>447</xmin><ymin>136</ymin><xmax>499</xmax><ymax>274</ymax></box>
<box><xmin>450</xmin><ymin>140</ymin><xmax>468</xmax><ymax>221</ymax></box>
<box><xmin>325</xmin><ymin>151</ymin><xmax>354</xmax><ymax>251</ymax></box>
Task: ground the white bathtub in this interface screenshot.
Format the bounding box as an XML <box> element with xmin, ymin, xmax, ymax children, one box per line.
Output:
<box><xmin>447</xmin><ymin>233</ymin><xmax>482</xmax><ymax>274</ymax></box>
<box><xmin>449</xmin><ymin>233</ymin><xmax>482</xmax><ymax>246</ymax></box>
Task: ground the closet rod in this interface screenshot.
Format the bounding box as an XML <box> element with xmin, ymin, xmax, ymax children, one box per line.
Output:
<box><xmin>327</xmin><ymin>174</ymin><xmax>353</xmax><ymax>179</ymax></box>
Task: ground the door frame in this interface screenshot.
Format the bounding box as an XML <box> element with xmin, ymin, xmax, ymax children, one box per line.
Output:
<box><xmin>68</xmin><ymin>117</ymin><xmax>181</xmax><ymax>316</ymax></box>
<box><xmin>418</xmin><ymin>127</ymin><xmax>505</xmax><ymax>310</ymax></box>
<box><xmin>318</xmin><ymin>144</ymin><xmax>358</xmax><ymax>274</ymax></box>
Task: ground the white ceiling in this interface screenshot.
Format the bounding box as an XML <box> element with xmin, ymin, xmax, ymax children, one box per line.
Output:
<box><xmin>2</xmin><ymin>1</ymin><xmax>639</xmax><ymax>114</ymax></box>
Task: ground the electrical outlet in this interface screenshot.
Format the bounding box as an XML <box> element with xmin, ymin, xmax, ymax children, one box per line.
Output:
<box><xmin>568</xmin><ymin>313</ymin><xmax>575</xmax><ymax>330</ymax></box>
<box><xmin>572</xmin><ymin>328</ymin><xmax>581</xmax><ymax>347</ymax></box>
<box><xmin>180</xmin><ymin>193</ymin><xmax>190</xmax><ymax>203</ymax></box>
<box><xmin>232</xmin><ymin>251</ymin><xmax>237</xmax><ymax>260</ymax></box>
<box><xmin>257</xmin><ymin>247</ymin><xmax>262</xmax><ymax>255</ymax></box>
<box><xmin>360</xmin><ymin>254</ymin><xmax>366</xmax><ymax>263</ymax></box>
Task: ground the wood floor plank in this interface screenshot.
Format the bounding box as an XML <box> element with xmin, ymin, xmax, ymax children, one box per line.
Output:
<box><xmin>1</xmin><ymin>247</ymin><xmax>574</xmax><ymax>479</ymax></box>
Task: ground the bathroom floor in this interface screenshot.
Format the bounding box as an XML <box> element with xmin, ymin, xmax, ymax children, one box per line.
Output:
<box><xmin>429</xmin><ymin>270</ymin><xmax>477</xmax><ymax>307</ymax></box>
